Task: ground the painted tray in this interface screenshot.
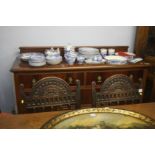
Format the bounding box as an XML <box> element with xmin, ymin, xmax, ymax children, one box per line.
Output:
<box><xmin>41</xmin><ymin>107</ymin><xmax>155</xmax><ymax>129</ymax></box>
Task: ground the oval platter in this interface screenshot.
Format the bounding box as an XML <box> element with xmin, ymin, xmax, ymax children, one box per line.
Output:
<box><xmin>41</xmin><ymin>107</ymin><xmax>155</xmax><ymax>129</ymax></box>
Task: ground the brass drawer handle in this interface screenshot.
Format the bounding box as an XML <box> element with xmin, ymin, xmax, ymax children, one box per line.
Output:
<box><xmin>68</xmin><ymin>77</ymin><xmax>73</xmax><ymax>84</ymax></box>
<box><xmin>138</xmin><ymin>78</ymin><xmax>142</xmax><ymax>82</ymax></box>
<box><xmin>20</xmin><ymin>99</ymin><xmax>24</xmax><ymax>104</ymax></box>
<box><xmin>97</xmin><ymin>75</ymin><xmax>102</xmax><ymax>83</ymax></box>
<box><xmin>129</xmin><ymin>74</ymin><xmax>133</xmax><ymax>80</ymax></box>
<box><xmin>32</xmin><ymin>78</ymin><xmax>37</xmax><ymax>86</ymax></box>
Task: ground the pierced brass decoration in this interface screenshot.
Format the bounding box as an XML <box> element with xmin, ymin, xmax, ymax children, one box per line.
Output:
<box><xmin>92</xmin><ymin>74</ymin><xmax>142</xmax><ymax>107</ymax></box>
<box><xmin>19</xmin><ymin>77</ymin><xmax>81</xmax><ymax>112</ymax></box>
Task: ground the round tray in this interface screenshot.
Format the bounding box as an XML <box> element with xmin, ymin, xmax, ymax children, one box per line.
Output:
<box><xmin>41</xmin><ymin>107</ymin><xmax>155</xmax><ymax>129</ymax></box>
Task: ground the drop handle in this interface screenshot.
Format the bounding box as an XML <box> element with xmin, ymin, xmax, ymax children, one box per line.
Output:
<box><xmin>97</xmin><ymin>75</ymin><xmax>102</xmax><ymax>83</ymax></box>
<box><xmin>129</xmin><ymin>74</ymin><xmax>133</xmax><ymax>80</ymax></box>
<box><xmin>20</xmin><ymin>99</ymin><xmax>24</xmax><ymax>104</ymax></box>
<box><xmin>68</xmin><ymin>77</ymin><xmax>73</xmax><ymax>84</ymax></box>
<box><xmin>32</xmin><ymin>78</ymin><xmax>37</xmax><ymax>86</ymax></box>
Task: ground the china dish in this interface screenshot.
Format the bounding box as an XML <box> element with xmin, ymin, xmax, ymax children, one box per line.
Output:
<box><xmin>45</xmin><ymin>48</ymin><xmax>60</xmax><ymax>56</ymax></box>
<box><xmin>46</xmin><ymin>55</ymin><xmax>62</xmax><ymax>65</ymax></box>
<box><xmin>104</xmin><ymin>55</ymin><xmax>128</xmax><ymax>64</ymax></box>
<box><xmin>28</xmin><ymin>61</ymin><xmax>46</xmax><ymax>67</ymax></box>
<box><xmin>85</xmin><ymin>59</ymin><xmax>106</xmax><ymax>64</ymax></box>
<box><xmin>78</xmin><ymin>53</ymin><xmax>101</xmax><ymax>59</ymax></box>
<box><xmin>28</xmin><ymin>54</ymin><xmax>46</xmax><ymax>67</ymax></box>
<box><xmin>20</xmin><ymin>52</ymin><xmax>38</xmax><ymax>61</ymax></box>
<box><xmin>41</xmin><ymin>107</ymin><xmax>155</xmax><ymax>129</ymax></box>
<box><xmin>29</xmin><ymin>54</ymin><xmax>45</xmax><ymax>62</ymax></box>
<box><xmin>78</xmin><ymin>47</ymin><xmax>99</xmax><ymax>55</ymax></box>
<box><xmin>116</xmin><ymin>52</ymin><xmax>135</xmax><ymax>60</ymax></box>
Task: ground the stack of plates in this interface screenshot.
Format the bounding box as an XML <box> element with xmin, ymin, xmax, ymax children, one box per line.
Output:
<box><xmin>78</xmin><ymin>47</ymin><xmax>99</xmax><ymax>59</ymax></box>
<box><xmin>29</xmin><ymin>54</ymin><xmax>46</xmax><ymax>67</ymax></box>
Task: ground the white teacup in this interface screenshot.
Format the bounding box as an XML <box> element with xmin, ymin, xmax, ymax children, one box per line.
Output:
<box><xmin>77</xmin><ymin>55</ymin><xmax>85</xmax><ymax>64</ymax></box>
<box><xmin>100</xmin><ymin>48</ymin><xmax>107</xmax><ymax>57</ymax></box>
<box><xmin>108</xmin><ymin>48</ymin><xmax>115</xmax><ymax>55</ymax></box>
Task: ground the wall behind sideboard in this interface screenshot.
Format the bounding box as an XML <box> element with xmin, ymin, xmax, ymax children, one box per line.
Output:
<box><xmin>0</xmin><ymin>26</ymin><xmax>136</xmax><ymax>112</ymax></box>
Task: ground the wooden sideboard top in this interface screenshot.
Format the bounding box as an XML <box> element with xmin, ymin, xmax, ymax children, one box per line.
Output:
<box><xmin>11</xmin><ymin>58</ymin><xmax>151</xmax><ymax>73</ymax></box>
<box><xmin>10</xmin><ymin>46</ymin><xmax>151</xmax><ymax>73</ymax></box>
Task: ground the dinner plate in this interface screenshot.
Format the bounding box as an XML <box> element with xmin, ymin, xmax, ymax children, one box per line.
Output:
<box><xmin>41</xmin><ymin>107</ymin><xmax>155</xmax><ymax>129</ymax></box>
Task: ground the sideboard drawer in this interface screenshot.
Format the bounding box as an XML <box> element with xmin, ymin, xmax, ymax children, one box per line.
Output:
<box><xmin>86</xmin><ymin>70</ymin><xmax>144</xmax><ymax>85</ymax></box>
<box><xmin>16</xmin><ymin>73</ymin><xmax>84</xmax><ymax>88</ymax></box>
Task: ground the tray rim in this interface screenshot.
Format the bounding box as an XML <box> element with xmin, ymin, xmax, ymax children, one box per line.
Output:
<box><xmin>41</xmin><ymin>107</ymin><xmax>155</xmax><ymax>129</ymax></box>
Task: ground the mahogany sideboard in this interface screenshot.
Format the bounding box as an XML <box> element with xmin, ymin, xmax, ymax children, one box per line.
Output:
<box><xmin>10</xmin><ymin>46</ymin><xmax>151</xmax><ymax>114</ymax></box>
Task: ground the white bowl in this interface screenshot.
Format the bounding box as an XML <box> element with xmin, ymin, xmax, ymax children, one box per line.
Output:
<box><xmin>65</xmin><ymin>55</ymin><xmax>76</xmax><ymax>65</ymax></box>
<box><xmin>66</xmin><ymin>59</ymin><xmax>76</xmax><ymax>65</ymax></box>
<box><xmin>46</xmin><ymin>56</ymin><xmax>62</xmax><ymax>65</ymax></box>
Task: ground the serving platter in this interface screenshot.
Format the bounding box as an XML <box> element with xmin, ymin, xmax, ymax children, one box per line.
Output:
<box><xmin>104</xmin><ymin>55</ymin><xmax>128</xmax><ymax>64</ymax></box>
<box><xmin>41</xmin><ymin>107</ymin><xmax>155</xmax><ymax>129</ymax></box>
<box><xmin>78</xmin><ymin>47</ymin><xmax>99</xmax><ymax>55</ymax></box>
<box><xmin>85</xmin><ymin>59</ymin><xmax>106</xmax><ymax>64</ymax></box>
